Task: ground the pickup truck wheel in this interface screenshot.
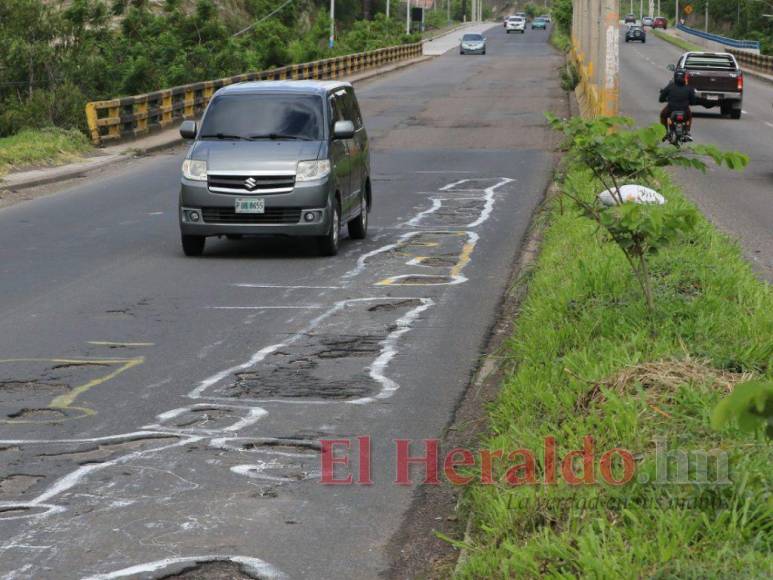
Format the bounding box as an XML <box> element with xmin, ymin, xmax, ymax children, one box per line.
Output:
<box><xmin>181</xmin><ymin>234</ymin><xmax>205</xmax><ymax>257</ymax></box>
<box><xmin>347</xmin><ymin>194</ymin><xmax>368</xmax><ymax>240</ymax></box>
<box><xmin>317</xmin><ymin>201</ymin><xmax>340</xmax><ymax>256</ymax></box>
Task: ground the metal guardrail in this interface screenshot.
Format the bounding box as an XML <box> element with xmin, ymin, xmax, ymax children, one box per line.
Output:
<box><xmin>85</xmin><ymin>42</ymin><xmax>423</xmax><ymax>146</ymax></box>
<box><xmin>676</xmin><ymin>23</ymin><xmax>760</xmax><ymax>51</ymax></box>
<box><xmin>727</xmin><ymin>49</ymin><xmax>773</xmax><ymax>75</ymax></box>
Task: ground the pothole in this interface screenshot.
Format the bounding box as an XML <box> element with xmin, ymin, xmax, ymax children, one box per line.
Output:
<box><xmin>7</xmin><ymin>408</ymin><xmax>67</xmax><ymax>420</ymax></box>
<box><xmin>391</xmin><ymin>275</ymin><xmax>452</xmax><ymax>285</ymax></box>
<box><xmin>159</xmin><ymin>561</ymin><xmax>257</xmax><ymax>579</ymax></box>
<box><xmin>0</xmin><ymin>474</ymin><xmax>44</xmax><ymax>499</ymax></box>
<box><xmin>0</xmin><ymin>379</ymin><xmax>68</xmax><ymax>392</ymax></box>
<box><xmin>36</xmin><ymin>436</ymin><xmax>177</xmax><ymax>463</ymax></box>
<box><xmin>368</xmin><ymin>298</ymin><xmax>423</xmax><ymax>312</ymax></box>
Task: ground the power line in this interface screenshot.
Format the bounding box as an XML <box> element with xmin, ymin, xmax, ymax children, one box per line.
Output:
<box><xmin>233</xmin><ymin>0</ymin><xmax>296</xmax><ymax>37</ymax></box>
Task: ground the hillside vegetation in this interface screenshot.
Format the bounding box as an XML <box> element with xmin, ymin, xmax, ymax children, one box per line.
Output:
<box><xmin>0</xmin><ymin>0</ymin><xmax>421</xmax><ymax>137</ymax></box>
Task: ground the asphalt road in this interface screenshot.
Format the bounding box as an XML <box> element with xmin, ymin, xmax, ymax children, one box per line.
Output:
<box><xmin>0</xmin><ymin>25</ymin><xmax>564</xmax><ymax>579</ymax></box>
<box><xmin>619</xmin><ymin>31</ymin><xmax>773</xmax><ymax>281</ymax></box>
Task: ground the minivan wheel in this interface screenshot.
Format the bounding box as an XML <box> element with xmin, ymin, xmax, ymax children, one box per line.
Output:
<box><xmin>348</xmin><ymin>194</ymin><xmax>368</xmax><ymax>240</ymax></box>
<box><xmin>317</xmin><ymin>201</ymin><xmax>340</xmax><ymax>256</ymax></box>
<box><xmin>181</xmin><ymin>234</ymin><xmax>205</xmax><ymax>257</ymax></box>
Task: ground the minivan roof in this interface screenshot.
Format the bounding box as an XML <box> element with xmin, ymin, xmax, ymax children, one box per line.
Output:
<box><xmin>215</xmin><ymin>80</ymin><xmax>352</xmax><ymax>97</ymax></box>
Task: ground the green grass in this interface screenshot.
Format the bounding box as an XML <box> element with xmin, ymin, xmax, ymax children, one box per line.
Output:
<box><xmin>455</xmin><ymin>163</ymin><xmax>773</xmax><ymax>577</ymax></box>
<box><xmin>652</xmin><ymin>29</ymin><xmax>702</xmax><ymax>52</ymax></box>
<box><xmin>0</xmin><ymin>128</ymin><xmax>91</xmax><ymax>177</ymax></box>
<box><xmin>550</xmin><ymin>28</ymin><xmax>572</xmax><ymax>53</ymax></box>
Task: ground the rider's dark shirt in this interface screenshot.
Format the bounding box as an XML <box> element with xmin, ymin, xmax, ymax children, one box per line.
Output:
<box><xmin>659</xmin><ymin>81</ymin><xmax>698</xmax><ymax>111</ymax></box>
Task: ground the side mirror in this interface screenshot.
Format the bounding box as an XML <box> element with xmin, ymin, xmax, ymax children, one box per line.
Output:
<box><xmin>333</xmin><ymin>120</ymin><xmax>355</xmax><ymax>140</ymax></box>
<box><xmin>666</xmin><ymin>64</ymin><xmax>675</xmax><ymax>72</ymax></box>
<box><xmin>180</xmin><ymin>120</ymin><xmax>197</xmax><ymax>140</ymax></box>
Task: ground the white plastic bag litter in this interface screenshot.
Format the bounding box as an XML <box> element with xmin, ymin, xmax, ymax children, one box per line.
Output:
<box><xmin>598</xmin><ymin>184</ymin><xmax>666</xmax><ymax>207</ymax></box>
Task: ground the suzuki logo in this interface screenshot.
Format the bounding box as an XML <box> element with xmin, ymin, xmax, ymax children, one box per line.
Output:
<box><xmin>244</xmin><ymin>177</ymin><xmax>258</xmax><ymax>190</ymax></box>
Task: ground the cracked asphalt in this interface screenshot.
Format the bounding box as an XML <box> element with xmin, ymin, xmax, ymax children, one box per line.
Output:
<box><xmin>0</xmin><ymin>25</ymin><xmax>564</xmax><ymax>579</ymax></box>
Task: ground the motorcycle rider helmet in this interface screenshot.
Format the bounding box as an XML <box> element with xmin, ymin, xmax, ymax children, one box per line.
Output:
<box><xmin>673</xmin><ymin>69</ymin><xmax>687</xmax><ymax>86</ymax></box>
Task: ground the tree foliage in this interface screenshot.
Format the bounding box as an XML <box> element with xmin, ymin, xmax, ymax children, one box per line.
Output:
<box><xmin>547</xmin><ymin>113</ymin><xmax>748</xmax><ymax>314</ymax></box>
<box><xmin>0</xmin><ymin>0</ymin><xmax>419</xmax><ymax>136</ymax></box>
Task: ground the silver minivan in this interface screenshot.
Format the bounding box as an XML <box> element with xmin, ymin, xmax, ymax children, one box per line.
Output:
<box><xmin>178</xmin><ymin>80</ymin><xmax>371</xmax><ymax>256</ymax></box>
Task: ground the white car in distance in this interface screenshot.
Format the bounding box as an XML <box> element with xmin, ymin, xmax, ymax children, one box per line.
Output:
<box><xmin>506</xmin><ymin>16</ymin><xmax>526</xmax><ymax>34</ymax></box>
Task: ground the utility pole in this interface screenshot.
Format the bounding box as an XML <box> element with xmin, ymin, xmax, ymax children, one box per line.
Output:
<box><xmin>447</xmin><ymin>0</ymin><xmax>450</xmax><ymax>23</ymax></box>
<box><xmin>386</xmin><ymin>0</ymin><xmax>390</xmax><ymax>18</ymax></box>
<box><xmin>329</xmin><ymin>0</ymin><xmax>335</xmax><ymax>48</ymax></box>
<box><xmin>639</xmin><ymin>0</ymin><xmax>643</xmax><ymax>18</ymax></box>
<box><xmin>407</xmin><ymin>0</ymin><xmax>411</xmax><ymax>33</ymax></box>
<box><xmin>675</xmin><ymin>0</ymin><xmax>679</xmax><ymax>24</ymax></box>
<box><xmin>705</xmin><ymin>0</ymin><xmax>708</xmax><ymax>31</ymax></box>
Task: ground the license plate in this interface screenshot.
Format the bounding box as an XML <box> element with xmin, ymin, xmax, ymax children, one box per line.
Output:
<box><xmin>704</xmin><ymin>94</ymin><xmax>720</xmax><ymax>101</ymax></box>
<box><xmin>235</xmin><ymin>198</ymin><xmax>265</xmax><ymax>213</ymax></box>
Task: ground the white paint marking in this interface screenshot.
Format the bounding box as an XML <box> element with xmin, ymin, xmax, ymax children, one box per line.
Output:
<box><xmin>232</xmin><ymin>283</ymin><xmax>343</xmax><ymax>289</ymax></box>
<box><xmin>349</xmin><ymin>297</ymin><xmax>433</xmax><ymax>404</ymax></box>
<box><xmin>83</xmin><ymin>556</ymin><xmax>287</xmax><ymax>580</ymax></box>
<box><xmin>765</xmin><ymin>121</ymin><xmax>773</xmax><ymax>129</ymax></box>
<box><xmin>143</xmin><ymin>404</ymin><xmax>267</xmax><ymax>435</ymax></box>
<box><xmin>0</xmin><ymin>434</ymin><xmax>199</xmax><ymax>520</ymax></box>
<box><xmin>189</xmin><ymin>297</ymin><xmax>433</xmax><ymax>404</ymax></box>
<box><xmin>207</xmin><ymin>305</ymin><xmax>323</xmax><ymax>310</ymax></box>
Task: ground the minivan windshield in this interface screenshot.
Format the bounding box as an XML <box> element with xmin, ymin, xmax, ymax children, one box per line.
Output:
<box><xmin>199</xmin><ymin>94</ymin><xmax>324</xmax><ymax>141</ymax></box>
<box><xmin>463</xmin><ymin>34</ymin><xmax>483</xmax><ymax>41</ymax></box>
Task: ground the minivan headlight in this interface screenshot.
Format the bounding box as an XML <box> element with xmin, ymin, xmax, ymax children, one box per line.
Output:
<box><xmin>182</xmin><ymin>159</ymin><xmax>207</xmax><ymax>181</ymax></box>
<box><xmin>296</xmin><ymin>159</ymin><xmax>331</xmax><ymax>182</ymax></box>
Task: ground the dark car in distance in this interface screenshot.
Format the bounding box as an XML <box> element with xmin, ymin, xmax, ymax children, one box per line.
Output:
<box><xmin>653</xmin><ymin>16</ymin><xmax>668</xmax><ymax>29</ymax></box>
<box><xmin>624</xmin><ymin>13</ymin><xmax>636</xmax><ymax>23</ymax></box>
<box><xmin>625</xmin><ymin>25</ymin><xmax>646</xmax><ymax>43</ymax></box>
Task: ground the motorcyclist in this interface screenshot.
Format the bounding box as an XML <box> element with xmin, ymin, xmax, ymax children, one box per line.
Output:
<box><xmin>659</xmin><ymin>69</ymin><xmax>698</xmax><ymax>140</ymax></box>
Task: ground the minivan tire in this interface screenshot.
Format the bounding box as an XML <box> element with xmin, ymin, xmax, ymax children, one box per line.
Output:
<box><xmin>317</xmin><ymin>201</ymin><xmax>340</xmax><ymax>256</ymax></box>
<box><xmin>182</xmin><ymin>234</ymin><xmax>205</xmax><ymax>257</ymax></box>
<box><xmin>348</xmin><ymin>194</ymin><xmax>368</xmax><ymax>240</ymax></box>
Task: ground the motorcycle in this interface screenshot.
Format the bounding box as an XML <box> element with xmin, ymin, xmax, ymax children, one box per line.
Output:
<box><xmin>666</xmin><ymin>111</ymin><xmax>691</xmax><ymax>146</ymax></box>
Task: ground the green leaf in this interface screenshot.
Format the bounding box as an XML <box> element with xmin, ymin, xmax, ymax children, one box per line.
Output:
<box><xmin>711</xmin><ymin>380</ymin><xmax>773</xmax><ymax>439</ymax></box>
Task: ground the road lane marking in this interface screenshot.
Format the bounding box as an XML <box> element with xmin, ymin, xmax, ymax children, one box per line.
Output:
<box><xmin>765</xmin><ymin>122</ymin><xmax>773</xmax><ymax>129</ymax></box>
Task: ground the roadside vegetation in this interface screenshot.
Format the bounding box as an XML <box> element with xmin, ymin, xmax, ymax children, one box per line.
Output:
<box><xmin>651</xmin><ymin>29</ymin><xmax>702</xmax><ymax>52</ymax></box>
<box><xmin>646</xmin><ymin>0</ymin><xmax>772</xmax><ymax>55</ymax></box>
<box><xmin>0</xmin><ymin>0</ymin><xmax>433</xmax><ymax>140</ymax></box>
<box><xmin>0</xmin><ymin>128</ymin><xmax>92</xmax><ymax>177</ymax></box>
<box><xmin>453</xmin><ymin>118</ymin><xmax>772</xmax><ymax>576</ymax></box>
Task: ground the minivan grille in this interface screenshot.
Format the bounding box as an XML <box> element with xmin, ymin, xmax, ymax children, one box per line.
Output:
<box><xmin>201</xmin><ymin>207</ymin><xmax>302</xmax><ymax>224</ymax></box>
<box><xmin>207</xmin><ymin>174</ymin><xmax>296</xmax><ymax>194</ymax></box>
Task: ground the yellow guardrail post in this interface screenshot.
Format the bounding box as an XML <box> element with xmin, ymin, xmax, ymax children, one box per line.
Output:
<box><xmin>85</xmin><ymin>102</ymin><xmax>101</xmax><ymax>146</ymax></box>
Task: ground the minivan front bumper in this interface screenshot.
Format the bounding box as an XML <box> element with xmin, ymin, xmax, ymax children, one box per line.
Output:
<box><xmin>179</xmin><ymin>177</ymin><xmax>333</xmax><ymax>237</ymax></box>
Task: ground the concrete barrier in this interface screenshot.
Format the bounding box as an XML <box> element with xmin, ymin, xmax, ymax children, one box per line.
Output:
<box><xmin>85</xmin><ymin>43</ymin><xmax>423</xmax><ymax>146</ymax></box>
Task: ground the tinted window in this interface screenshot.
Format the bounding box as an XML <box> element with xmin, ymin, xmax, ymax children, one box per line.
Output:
<box><xmin>200</xmin><ymin>94</ymin><xmax>324</xmax><ymax>140</ymax></box>
<box><xmin>463</xmin><ymin>34</ymin><xmax>483</xmax><ymax>41</ymax></box>
<box><xmin>684</xmin><ymin>54</ymin><xmax>736</xmax><ymax>70</ymax></box>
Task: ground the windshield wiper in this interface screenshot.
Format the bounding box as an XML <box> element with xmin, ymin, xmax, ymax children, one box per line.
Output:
<box><xmin>247</xmin><ymin>133</ymin><xmax>310</xmax><ymax>141</ymax></box>
<box><xmin>199</xmin><ymin>133</ymin><xmax>247</xmax><ymax>140</ymax></box>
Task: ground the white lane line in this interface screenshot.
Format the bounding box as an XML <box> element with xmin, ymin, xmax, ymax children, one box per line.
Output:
<box><xmin>231</xmin><ymin>284</ymin><xmax>343</xmax><ymax>289</ymax></box>
<box><xmin>83</xmin><ymin>556</ymin><xmax>287</xmax><ymax>580</ymax></box>
<box><xmin>415</xmin><ymin>170</ymin><xmax>473</xmax><ymax>174</ymax></box>
<box><xmin>765</xmin><ymin>122</ymin><xmax>773</xmax><ymax>129</ymax></box>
